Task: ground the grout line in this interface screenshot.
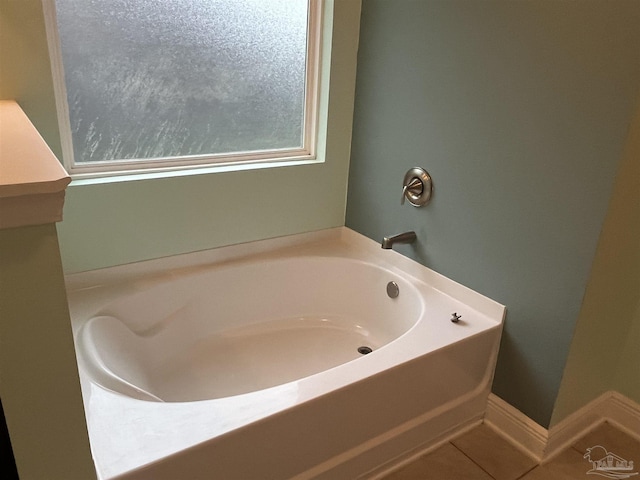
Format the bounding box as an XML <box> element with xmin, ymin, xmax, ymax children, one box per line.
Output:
<box><xmin>483</xmin><ymin>421</ymin><xmax>540</xmax><ymax>462</ymax></box>
<box><xmin>448</xmin><ymin>440</ymin><xmax>500</xmax><ymax>480</ymax></box>
<box><xmin>571</xmin><ymin>445</ymin><xmax>585</xmax><ymax>455</ymax></box>
<box><xmin>451</xmin><ymin>423</ymin><xmax>544</xmax><ymax>480</ymax></box>
<box><xmin>514</xmin><ymin>464</ymin><xmax>539</xmax><ymax>480</ymax></box>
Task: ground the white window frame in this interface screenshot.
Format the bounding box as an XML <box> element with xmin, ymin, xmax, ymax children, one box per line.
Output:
<box><xmin>43</xmin><ymin>0</ymin><xmax>323</xmax><ymax>180</ymax></box>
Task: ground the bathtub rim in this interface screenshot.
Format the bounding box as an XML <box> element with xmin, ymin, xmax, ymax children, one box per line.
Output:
<box><xmin>65</xmin><ymin>226</ymin><xmax>505</xmax><ymax>324</ymax></box>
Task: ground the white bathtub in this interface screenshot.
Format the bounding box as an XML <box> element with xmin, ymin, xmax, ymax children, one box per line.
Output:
<box><xmin>66</xmin><ymin>227</ymin><xmax>504</xmax><ymax>480</ymax></box>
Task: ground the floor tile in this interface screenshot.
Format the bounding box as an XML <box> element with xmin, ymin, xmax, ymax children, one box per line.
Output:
<box><xmin>517</xmin><ymin>465</ymin><xmax>566</xmax><ymax>480</ymax></box>
<box><xmin>384</xmin><ymin>442</ymin><xmax>493</xmax><ymax>480</ymax></box>
<box><xmin>521</xmin><ymin>448</ymin><xmax>591</xmax><ymax>480</ymax></box>
<box><xmin>381</xmin><ymin>421</ymin><xmax>640</xmax><ymax>480</ymax></box>
<box><xmin>572</xmin><ymin>421</ymin><xmax>640</xmax><ymax>466</ymax></box>
<box><xmin>451</xmin><ymin>424</ymin><xmax>538</xmax><ymax>480</ymax></box>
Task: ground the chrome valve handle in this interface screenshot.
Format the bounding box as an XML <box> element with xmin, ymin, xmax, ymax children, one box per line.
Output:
<box><xmin>401</xmin><ymin>177</ymin><xmax>423</xmax><ymax>205</ymax></box>
<box><xmin>402</xmin><ymin>167</ymin><xmax>433</xmax><ymax>207</ymax></box>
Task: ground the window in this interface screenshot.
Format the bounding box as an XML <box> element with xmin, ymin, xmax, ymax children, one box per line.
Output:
<box><xmin>46</xmin><ymin>0</ymin><xmax>322</xmax><ymax>177</ymax></box>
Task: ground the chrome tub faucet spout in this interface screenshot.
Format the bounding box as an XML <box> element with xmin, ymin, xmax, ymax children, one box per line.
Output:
<box><xmin>381</xmin><ymin>231</ymin><xmax>417</xmax><ymax>249</ymax></box>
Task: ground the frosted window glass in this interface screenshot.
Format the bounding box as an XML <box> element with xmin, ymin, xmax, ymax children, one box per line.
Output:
<box><xmin>54</xmin><ymin>0</ymin><xmax>309</xmax><ymax>163</ymax></box>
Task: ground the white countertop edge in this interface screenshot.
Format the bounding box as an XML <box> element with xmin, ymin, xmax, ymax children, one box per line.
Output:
<box><xmin>0</xmin><ymin>100</ymin><xmax>70</xmax><ymax>228</ymax></box>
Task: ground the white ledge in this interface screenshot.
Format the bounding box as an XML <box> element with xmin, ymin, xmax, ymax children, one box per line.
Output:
<box><xmin>0</xmin><ymin>100</ymin><xmax>70</xmax><ymax>228</ymax></box>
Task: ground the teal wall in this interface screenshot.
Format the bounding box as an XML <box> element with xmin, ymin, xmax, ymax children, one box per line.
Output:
<box><xmin>346</xmin><ymin>0</ymin><xmax>640</xmax><ymax>427</ymax></box>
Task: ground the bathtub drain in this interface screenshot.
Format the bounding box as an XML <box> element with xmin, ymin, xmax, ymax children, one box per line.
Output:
<box><xmin>358</xmin><ymin>346</ymin><xmax>373</xmax><ymax>355</ymax></box>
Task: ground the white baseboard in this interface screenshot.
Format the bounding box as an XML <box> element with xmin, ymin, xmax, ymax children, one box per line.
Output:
<box><xmin>545</xmin><ymin>391</ymin><xmax>640</xmax><ymax>461</ymax></box>
<box><xmin>484</xmin><ymin>391</ymin><xmax>640</xmax><ymax>462</ymax></box>
<box><xmin>606</xmin><ymin>391</ymin><xmax>640</xmax><ymax>441</ymax></box>
<box><xmin>484</xmin><ymin>394</ymin><xmax>548</xmax><ymax>460</ymax></box>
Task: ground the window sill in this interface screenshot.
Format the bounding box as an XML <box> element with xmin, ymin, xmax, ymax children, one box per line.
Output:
<box><xmin>67</xmin><ymin>154</ymin><xmax>323</xmax><ymax>186</ymax></box>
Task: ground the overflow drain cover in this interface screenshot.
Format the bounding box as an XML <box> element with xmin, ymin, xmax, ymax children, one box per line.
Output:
<box><xmin>358</xmin><ymin>346</ymin><xmax>373</xmax><ymax>355</ymax></box>
<box><xmin>387</xmin><ymin>281</ymin><xmax>400</xmax><ymax>298</ymax></box>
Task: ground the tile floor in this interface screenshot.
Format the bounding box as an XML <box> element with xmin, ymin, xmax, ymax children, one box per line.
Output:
<box><xmin>383</xmin><ymin>422</ymin><xmax>640</xmax><ymax>479</ymax></box>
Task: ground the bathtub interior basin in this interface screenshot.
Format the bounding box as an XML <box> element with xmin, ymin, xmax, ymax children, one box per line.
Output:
<box><xmin>77</xmin><ymin>258</ymin><xmax>422</xmax><ymax>402</ymax></box>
